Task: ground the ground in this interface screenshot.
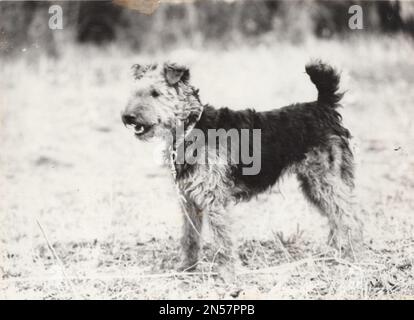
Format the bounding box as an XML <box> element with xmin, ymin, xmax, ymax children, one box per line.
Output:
<box><xmin>1</xmin><ymin>35</ymin><xmax>413</xmax><ymax>299</ymax></box>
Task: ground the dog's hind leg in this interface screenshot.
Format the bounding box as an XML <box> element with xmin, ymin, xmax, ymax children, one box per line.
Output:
<box><xmin>296</xmin><ymin>136</ymin><xmax>363</xmax><ymax>258</ymax></box>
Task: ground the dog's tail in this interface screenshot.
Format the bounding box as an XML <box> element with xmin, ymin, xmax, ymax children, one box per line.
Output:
<box><xmin>305</xmin><ymin>60</ymin><xmax>344</xmax><ymax>107</ymax></box>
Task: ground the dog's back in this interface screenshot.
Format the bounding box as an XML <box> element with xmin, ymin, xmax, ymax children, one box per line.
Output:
<box><xmin>193</xmin><ymin>61</ymin><xmax>351</xmax><ymax>198</ymax></box>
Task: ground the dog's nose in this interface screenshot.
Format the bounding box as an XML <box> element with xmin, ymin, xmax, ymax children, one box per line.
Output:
<box><xmin>121</xmin><ymin>113</ymin><xmax>137</xmax><ymax>126</ymax></box>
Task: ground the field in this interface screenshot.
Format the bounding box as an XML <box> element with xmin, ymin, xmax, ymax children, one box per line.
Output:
<box><xmin>1</xmin><ymin>35</ymin><xmax>413</xmax><ymax>299</ymax></box>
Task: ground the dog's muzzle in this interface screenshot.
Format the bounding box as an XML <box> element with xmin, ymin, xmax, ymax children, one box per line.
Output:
<box><xmin>121</xmin><ymin>113</ymin><xmax>154</xmax><ymax>137</ymax></box>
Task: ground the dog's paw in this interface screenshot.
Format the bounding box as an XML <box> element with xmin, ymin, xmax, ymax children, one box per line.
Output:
<box><xmin>329</xmin><ymin>230</ymin><xmax>365</xmax><ymax>261</ymax></box>
<box><xmin>177</xmin><ymin>260</ymin><xmax>198</xmax><ymax>273</ymax></box>
<box><xmin>215</xmin><ymin>264</ymin><xmax>236</xmax><ymax>284</ymax></box>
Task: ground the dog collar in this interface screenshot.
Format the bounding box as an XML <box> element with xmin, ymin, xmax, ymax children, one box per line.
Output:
<box><xmin>169</xmin><ymin>108</ymin><xmax>204</xmax><ymax>180</ymax></box>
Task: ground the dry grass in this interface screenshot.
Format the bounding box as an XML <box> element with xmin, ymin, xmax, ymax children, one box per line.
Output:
<box><xmin>1</xmin><ymin>35</ymin><xmax>414</xmax><ymax>299</ymax></box>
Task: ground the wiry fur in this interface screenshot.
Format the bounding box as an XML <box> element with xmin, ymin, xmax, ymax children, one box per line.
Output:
<box><xmin>122</xmin><ymin>60</ymin><xmax>363</xmax><ymax>278</ymax></box>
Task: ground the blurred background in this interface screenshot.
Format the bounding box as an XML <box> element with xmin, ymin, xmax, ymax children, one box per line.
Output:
<box><xmin>1</xmin><ymin>0</ymin><xmax>414</xmax><ymax>56</ymax></box>
<box><xmin>1</xmin><ymin>0</ymin><xmax>414</xmax><ymax>299</ymax></box>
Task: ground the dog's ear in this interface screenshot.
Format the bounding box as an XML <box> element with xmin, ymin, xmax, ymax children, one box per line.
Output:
<box><xmin>131</xmin><ymin>64</ymin><xmax>156</xmax><ymax>80</ymax></box>
<box><xmin>131</xmin><ymin>64</ymin><xmax>145</xmax><ymax>80</ymax></box>
<box><xmin>163</xmin><ymin>63</ymin><xmax>190</xmax><ymax>85</ymax></box>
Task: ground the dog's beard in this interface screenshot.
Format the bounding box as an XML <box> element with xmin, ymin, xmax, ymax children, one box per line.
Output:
<box><xmin>125</xmin><ymin>123</ymin><xmax>155</xmax><ymax>139</ymax></box>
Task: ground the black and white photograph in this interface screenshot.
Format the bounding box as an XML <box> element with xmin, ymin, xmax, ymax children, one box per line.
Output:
<box><xmin>1</xmin><ymin>0</ymin><xmax>413</xmax><ymax>300</ymax></box>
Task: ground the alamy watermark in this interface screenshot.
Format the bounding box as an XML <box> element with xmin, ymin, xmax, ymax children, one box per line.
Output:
<box><xmin>48</xmin><ymin>5</ymin><xmax>63</xmax><ymax>30</ymax></box>
<box><xmin>146</xmin><ymin>124</ymin><xmax>262</xmax><ymax>176</ymax></box>
<box><xmin>348</xmin><ymin>5</ymin><xmax>364</xmax><ymax>30</ymax></box>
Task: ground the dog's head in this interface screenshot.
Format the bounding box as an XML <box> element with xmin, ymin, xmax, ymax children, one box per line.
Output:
<box><xmin>121</xmin><ymin>62</ymin><xmax>202</xmax><ymax>141</ymax></box>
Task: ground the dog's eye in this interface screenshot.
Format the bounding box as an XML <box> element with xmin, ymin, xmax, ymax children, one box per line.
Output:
<box><xmin>150</xmin><ymin>90</ymin><xmax>160</xmax><ymax>98</ymax></box>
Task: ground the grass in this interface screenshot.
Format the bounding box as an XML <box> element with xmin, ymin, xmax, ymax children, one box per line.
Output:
<box><xmin>1</xmin><ymin>34</ymin><xmax>414</xmax><ymax>299</ymax></box>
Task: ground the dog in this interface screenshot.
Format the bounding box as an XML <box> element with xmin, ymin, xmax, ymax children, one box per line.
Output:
<box><xmin>121</xmin><ymin>60</ymin><xmax>363</xmax><ymax>278</ymax></box>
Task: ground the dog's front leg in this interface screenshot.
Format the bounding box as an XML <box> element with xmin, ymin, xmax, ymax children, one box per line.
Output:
<box><xmin>179</xmin><ymin>198</ymin><xmax>203</xmax><ymax>272</ymax></box>
<box><xmin>207</xmin><ymin>203</ymin><xmax>235</xmax><ymax>281</ymax></box>
<box><xmin>180</xmin><ymin>158</ymin><xmax>236</xmax><ymax>281</ymax></box>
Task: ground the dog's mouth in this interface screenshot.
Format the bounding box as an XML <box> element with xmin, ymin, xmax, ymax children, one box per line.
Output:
<box><xmin>126</xmin><ymin>123</ymin><xmax>154</xmax><ymax>137</ymax></box>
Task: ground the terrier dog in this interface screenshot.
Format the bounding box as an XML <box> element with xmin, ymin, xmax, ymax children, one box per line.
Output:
<box><xmin>121</xmin><ymin>61</ymin><xmax>363</xmax><ymax>278</ymax></box>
